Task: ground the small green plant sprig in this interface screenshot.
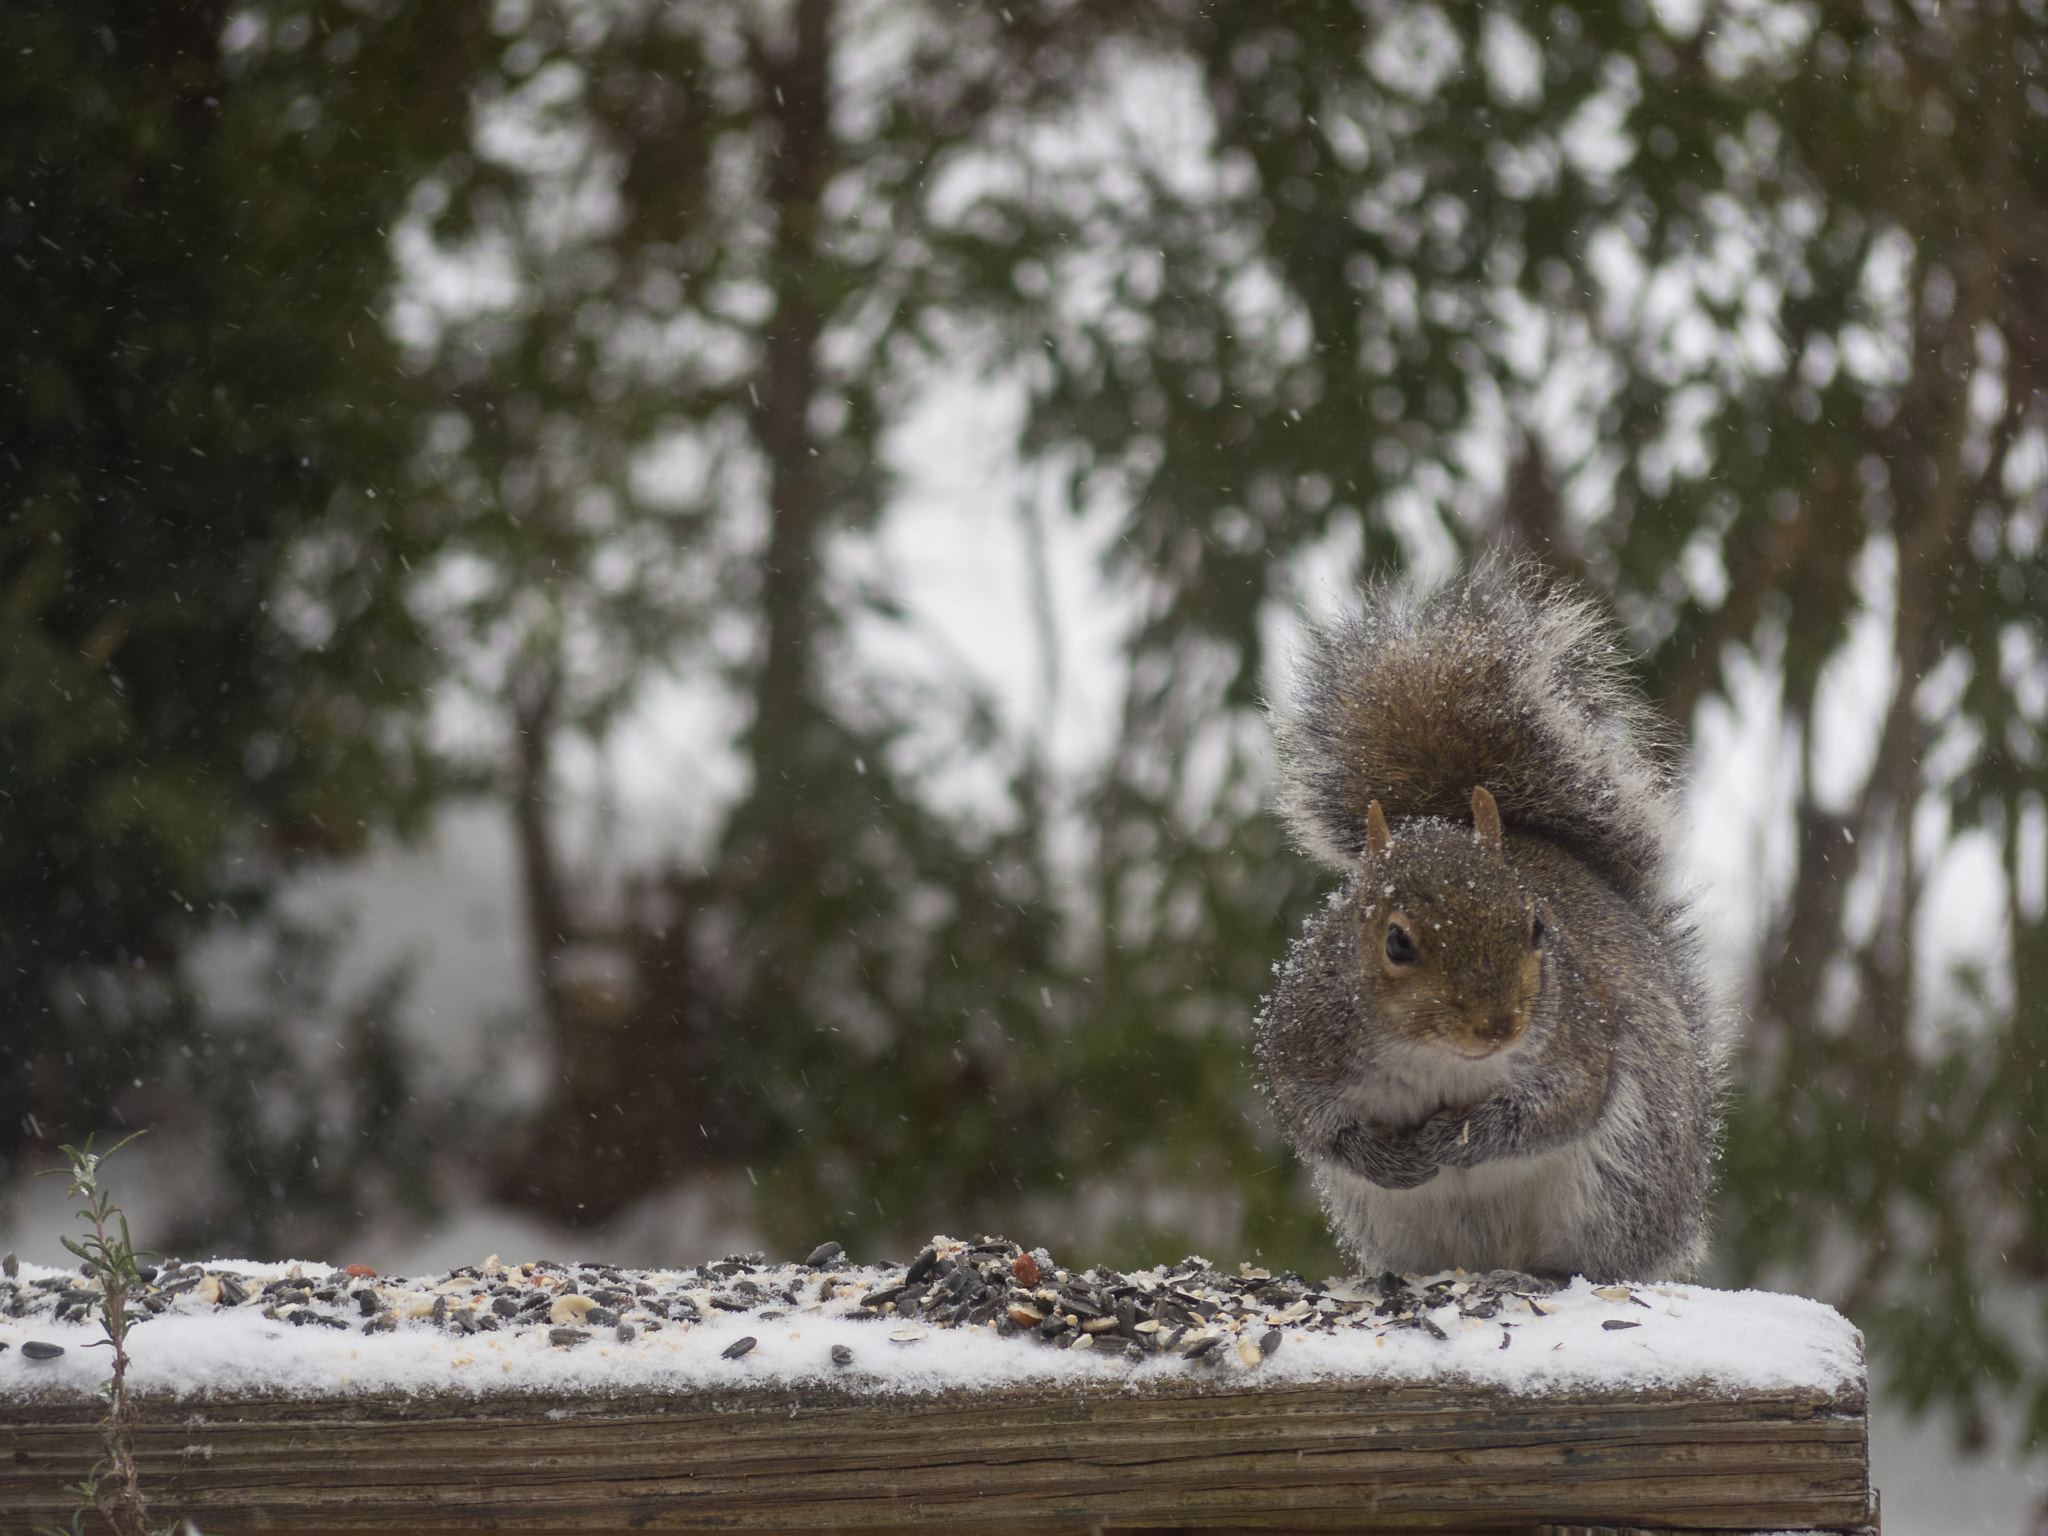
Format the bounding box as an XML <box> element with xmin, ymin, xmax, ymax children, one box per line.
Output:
<box><xmin>33</xmin><ymin>1131</ymin><xmax>196</xmax><ymax>1536</ymax></box>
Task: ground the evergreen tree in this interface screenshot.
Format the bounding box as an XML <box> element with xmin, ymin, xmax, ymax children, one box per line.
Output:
<box><xmin>0</xmin><ymin>2</ymin><xmax>485</xmax><ymax>1179</ymax></box>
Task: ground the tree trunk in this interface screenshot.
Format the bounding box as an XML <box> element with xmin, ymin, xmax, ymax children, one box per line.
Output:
<box><xmin>746</xmin><ymin>0</ymin><xmax>836</xmax><ymax>787</ymax></box>
<box><xmin>510</xmin><ymin>653</ymin><xmax>571</xmax><ymax>1037</ymax></box>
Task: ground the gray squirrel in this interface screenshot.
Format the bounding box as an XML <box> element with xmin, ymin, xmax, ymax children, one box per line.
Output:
<box><xmin>1256</xmin><ymin>563</ymin><xmax>1725</xmax><ymax>1282</ymax></box>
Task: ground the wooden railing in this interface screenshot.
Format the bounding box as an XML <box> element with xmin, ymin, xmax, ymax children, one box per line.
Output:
<box><xmin>1</xmin><ymin>1371</ymin><xmax>1873</xmax><ymax>1534</ymax></box>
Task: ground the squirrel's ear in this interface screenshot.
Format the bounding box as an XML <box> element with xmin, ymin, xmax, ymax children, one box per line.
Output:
<box><xmin>1471</xmin><ymin>786</ymin><xmax>1503</xmax><ymax>850</ymax></box>
<box><xmin>1365</xmin><ymin>800</ymin><xmax>1391</xmax><ymax>858</ymax></box>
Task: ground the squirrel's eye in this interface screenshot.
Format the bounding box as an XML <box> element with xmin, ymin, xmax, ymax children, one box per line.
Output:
<box><xmin>1531</xmin><ymin>913</ymin><xmax>1546</xmax><ymax>946</ymax></box>
<box><xmin>1384</xmin><ymin>923</ymin><xmax>1418</xmax><ymax>966</ymax></box>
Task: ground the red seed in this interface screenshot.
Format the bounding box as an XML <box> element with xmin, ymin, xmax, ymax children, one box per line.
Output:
<box><xmin>1011</xmin><ymin>1252</ymin><xmax>1040</xmax><ymax>1286</ymax></box>
<box><xmin>345</xmin><ymin>1264</ymin><xmax>377</xmax><ymax>1279</ymax></box>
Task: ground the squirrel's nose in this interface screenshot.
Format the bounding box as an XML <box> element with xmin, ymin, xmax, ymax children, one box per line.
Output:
<box><xmin>1479</xmin><ymin>1010</ymin><xmax>1523</xmax><ymax>1043</ymax></box>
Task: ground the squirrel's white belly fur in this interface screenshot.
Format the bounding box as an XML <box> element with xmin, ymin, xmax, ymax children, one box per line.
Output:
<box><xmin>1314</xmin><ymin>1143</ymin><xmax>1604</xmax><ymax>1277</ymax></box>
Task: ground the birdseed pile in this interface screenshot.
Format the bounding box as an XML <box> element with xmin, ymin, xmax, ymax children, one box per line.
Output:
<box><xmin>0</xmin><ymin>1234</ymin><xmax>1864</xmax><ymax>1402</ymax></box>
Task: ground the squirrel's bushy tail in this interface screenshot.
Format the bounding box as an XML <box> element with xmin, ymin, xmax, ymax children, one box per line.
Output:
<box><xmin>1274</xmin><ymin>561</ymin><xmax>1678</xmax><ymax>905</ymax></box>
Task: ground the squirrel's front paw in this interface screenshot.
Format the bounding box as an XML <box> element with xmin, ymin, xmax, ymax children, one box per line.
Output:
<box><xmin>1412</xmin><ymin>1105</ymin><xmax>1489</xmax><ymax>1167</ymax></box>
<box><xmin>1328</xmin><ymin>1121</ymin><xmax>1440</xmax><ymax>1190</ymax></box>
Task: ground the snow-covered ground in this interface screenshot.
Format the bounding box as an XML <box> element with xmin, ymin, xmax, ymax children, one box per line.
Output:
<box><xmin>1871</xmin><ymin>1406</ymin><xmax>2048</xmax><ymax>1533</ymax></box>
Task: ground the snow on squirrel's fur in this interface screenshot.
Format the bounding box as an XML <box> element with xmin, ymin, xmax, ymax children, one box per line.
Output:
<box><xmin>0</xmin><ymin>1235</ymin><xmax>1862</xmax><ymax>1403</ymax></box>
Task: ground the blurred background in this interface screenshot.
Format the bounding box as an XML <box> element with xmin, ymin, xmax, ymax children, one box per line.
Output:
<box><xmin>4</xmin><ymin>0</ymin><xmax>2046</xmax><ymax>1520</ymax></box>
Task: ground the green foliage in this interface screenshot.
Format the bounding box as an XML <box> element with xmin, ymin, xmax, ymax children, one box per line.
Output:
<box><xmin>0</xmin><ymin>1</ymin><xmax>485</xmax><ymax>1169</ymax></box>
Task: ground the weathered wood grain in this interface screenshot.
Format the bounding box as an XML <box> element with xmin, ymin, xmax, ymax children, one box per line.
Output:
<box><xmin>0</xmin><ymin>1377</ymin><xmax>1873</xmax><ymax>1535</ymax></box>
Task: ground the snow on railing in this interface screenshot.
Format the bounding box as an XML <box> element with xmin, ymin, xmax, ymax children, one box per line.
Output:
<box><xmin>0</xmin><ymin>1234</ymin><xmax>1876</xmax><ymax>1534</ymax></box>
